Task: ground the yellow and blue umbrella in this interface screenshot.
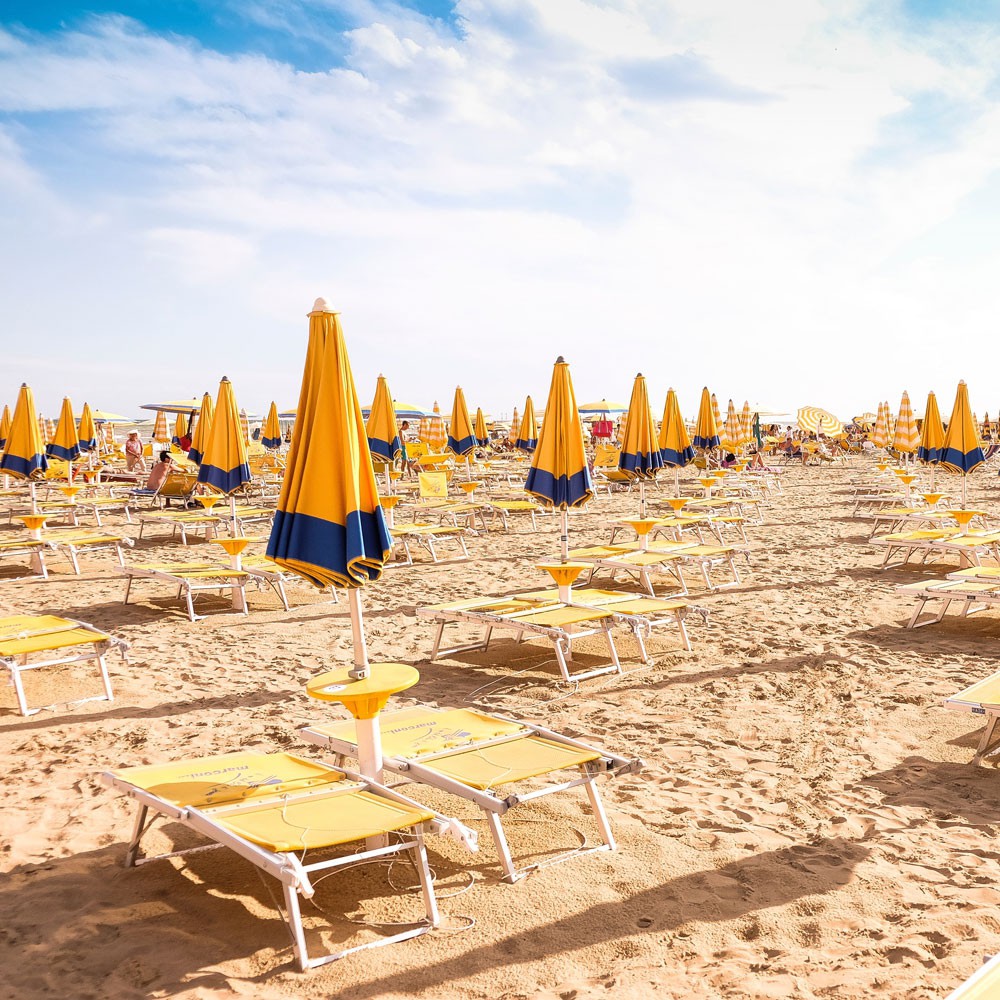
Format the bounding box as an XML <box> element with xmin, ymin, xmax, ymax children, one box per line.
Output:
<box><xmin>507</xmin><ymin>406</ymin><xmax>520</xmax><ymax>444</ymax></box>
<box><xmin>188</xmin><ymin>391</ymin><xmax>215</xmax><ymax>464</ymax></box>
<box><xmin>658</xmin><ymin>388</ymin><xmax>694</xmax><ymax>491</ymax></box>
<box><xmin>261</xmin><ymin>401</ymin><xmax>282</xmax><ymax>451</ymax></box>
<box><xmin>152</xmin><ymin>409</ymin><xmax>170</xmax><ymax>445</ymax></box>
<box><xmin>918</xmin><ymin>391</ymin><xmax>944</xmax><ymax>466</ymax></box>
<box><xmin>78</xmin><ymin>402</ymin><xmax>97</xmax><ymax>452</ymax></box>
<box><xmin>692</xmin><ymin>387</ymin><xmax>720</xmax><ymax>450</ymax></box>
<box><xmin>197</xmin><ymin>377</ymin><xmax>251</xmax><ymax>496</ymax></box>
<box><xmin>474</xmin><ymin>407</ymin><xmax>489</xmax><ymax>447</ymax></box>
<box><xmin>515</xmin><ymin>395</ymin><xmax>538</xmax><ymax>453</ymax></box>
<box><xmin>525</xmin><ymin>356</ymin><xmax>593</xmax><ymax>561</ymax></box>
<box><xmin>1</xmin><ymin>384</ymin><xmax>48</xmax><ymax>485</ymax></box>
<box><xmin>446</xmin><ymin>386</ymin><xmax>476</xmax><ymax>458</ymax></box>
<box><xmin>366</xmin><ymin>376</ymin><xmax>401</xmax><ymax>464</ymax></box>
<box><xmin>267</xmin><ymin>298</ymin><xmax>391</xmax><ymax>596</ymax></box>
<box><xmin>172</xmin><ymin>412</ymin><xmax>188</xmax><ymax>447</ymax></box>
<box><xmin>619</xmin><ymin>373</ymin><xmax>662</xmax><ymax>516</ymax></box>
<box><xmin>48</xmin><ymin>396</ymin><xmax>81</xmax><ymax>465</ymax></box>
<box><xmin>941</xmin><ymin>380</ymin><xmax>985</xmax><ymax>507</ymax></box>
<box><xmin>892</xmin><ymin>391</ymin><xmax>919</xmax><ymax>459</ymax></box>
<box><xmin>0</xmin><ymin>404</ymin><xmax>10</xmax><ymax>451</ymax></box>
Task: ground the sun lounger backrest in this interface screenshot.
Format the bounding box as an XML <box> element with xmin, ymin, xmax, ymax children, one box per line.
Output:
<box><xmin>418</xmin><ymin>472</ymin><xmax>449</xmax><ymax>499</ymax></box>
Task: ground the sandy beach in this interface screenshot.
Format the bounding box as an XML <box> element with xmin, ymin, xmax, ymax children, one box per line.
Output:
<box><xmin>2</xmin><ymin>462</ymin><xmax>999</xmax><ymax>1000</ymax></box>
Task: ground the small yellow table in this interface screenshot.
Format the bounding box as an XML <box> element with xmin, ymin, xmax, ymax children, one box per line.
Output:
<box><xmin>18</xmin><ymin>515</ymin><xmax>49</xmax><ymax>540</ymax></box>
<box><xmin>459</xmin><ymin>481</ymin><xmax>484</xmax><ymax>498</ymax></box>
<box><xmin>662</xmin><ymin>497</ymin><xmax>690</xmax><ymax>514</ymax></box>
<box><xmin>58</xmin><ymin>486</ymin><xmax>84</xmax><ymax>501</ymax></box>
<box><xmin>195</xmin><ymin>495</ymin><xmax>221</xmax><ymax>510</ymax></box>
<box><xmin>623</xmin><ymin>518</ymin><xmax>661</xmax><ymax>552</ymax></box>
<box><xmin>948</xmin><ymin>509</ymin><xmax>986</xmax><ymax>534</ymax></box>
<box><xmin>536</xmin><ymin>561</ymin><xmax>588</xmax><ymax>601</ymax></box>
<box><xmin>379</xmin><ymin>494</ymin><xmax>402</xmax><ymax>527</ymax></box>
<box><xmin>921</xmin><ymin>493</ymin><xmax>944</xmax><ymax>508</ymax></box>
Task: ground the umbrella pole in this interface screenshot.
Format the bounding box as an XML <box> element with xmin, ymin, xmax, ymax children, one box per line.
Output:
<box><xmin>466</xmin><ymin>457</ymin><xmax>472</xmax><ymax>481</ymax></box>
<box><xmin>345</xmin><ymin>588</ymin><xmax>383</xmax><ymax>784</ymax></box>
<box><xmin>29</xmin><ymin>481</ymin><xmax>37</xmax><ymax>514</ymax></box>
<box><xmin>560</xmin><ymin>509</ymin><xmax>569</xmax><ymax>563</ymax></box>
<box><xmin>67</xmin><ymin>460</ymin><xmax>73</xmax><ymax>484</ymax></box>
<box><xmin>674</xmin><ymin>468</ymin><xmax>680</xmax><ymax>494</ymax></box>
<box><xmin>639</xmin><ymin>480</ymin><xmax>646</xmax><ymax>518</ymax></box>
<box><xmin>231</xmin><ymin>495</ymin><xmax>240</xmax><ymax>536</ymax></box>
<box><xmin>962</xmin><ymin>475</ymin><xmax>967</xmax><ymax>509</ymax></box>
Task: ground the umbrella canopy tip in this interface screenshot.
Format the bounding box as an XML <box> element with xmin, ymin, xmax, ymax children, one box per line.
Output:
<box><xmin>556</xmin><ymin>355</ymin><xmax>565</xmax><ymax>363</ymax></box>
<box><xmin>311</xmin><ymin>297</ymin><xmax>334</xmax><ymax>313</ymax></box>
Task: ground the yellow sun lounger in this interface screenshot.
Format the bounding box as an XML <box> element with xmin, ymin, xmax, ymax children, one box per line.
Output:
<box><xmin>481</xmin><ymin>498</ymin><xmax>548</xmax><ymax>532</ymax></box>
<box><xmin>895</xmin><ymin>579</ymin><xmax>1000</xmax><ymax>629</ymax></box>
<box><xmin>944</xmin><ymin>670</ymin><xmax>1000</xmax><ymax>765</ymax></box>
<box><xmin>42</xmin><ymin>530</ymin><xmax>134</xmax><ymax>574</ymax></box>
<box><xmin>873</xmin><ymin>529</ymin><xmax>1000</xmax><ymax>570</ymax></box>
<box><xmin>214</xmin><ymin>505</ymin><xmax>276</xmax><ymax>536</ymax></box>
<box><xmin>0</xmin><ymin>613</ymin><xmax>129</xmax><ymax>716</ymax></box>
<box><xmin>102</xmin><ymin>750</ymin><xmax>477</xmax><ymax>970</ymax></box>
<box><xmin>36</xmin><ymin>496</ymin><xmax>135</xmax><ymax>527</ymax></box>
<box><xmin>0</xmin><ymin>537</ymin><xmax>50</xmax><ymax>580</ymax></box>
<box><xmin>302</xmin><ymin>706</ymin><xmax>641</xmax><ymax>883</ymax></box>
<box><xmin>389</xmin><ymin>521</ymin><xmax>471</xmax><ymax>565</ymax></box>
<box><xmin>417</xmin><ymin>594</ymin><xmax>624</xmax><ymax>683</ymax></box>
<box><xmin>137</xmin><ymin>510</ymin><xmax>223</xmax><ymax>544</ymax></box>
<box><xmin>946</xmin><ymin>952</ymin><xmax>1000</xmax><ymax>998</ymax></box>
<box><xmin>121</xmin><ymin>562</ymin><xmax>251</xmax><ymax>621</ymax></box>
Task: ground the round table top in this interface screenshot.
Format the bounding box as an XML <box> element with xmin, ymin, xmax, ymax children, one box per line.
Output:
<box><xmin>306</xmin><ymin>662</ymin><xmax>420</xmax><ymax>720</ymax></box>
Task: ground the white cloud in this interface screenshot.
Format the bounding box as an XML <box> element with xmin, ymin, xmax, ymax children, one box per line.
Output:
<box><xmin>2</xmin><ymin>2</ymin><xmax>1000</xmax><ymax>420</ymax></box>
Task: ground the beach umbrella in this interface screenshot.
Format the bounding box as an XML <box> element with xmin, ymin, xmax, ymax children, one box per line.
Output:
<box><xmin>47</xmin><ymin>397</ymin><xmax>81</xmax><ymax>479</ymax></box>
<box><xmin>0</xmin><ymin>404</ymin><xmax>10</xmax><ymax>451</ymax></box>
<box><xmin>515</xmin><ymin>395</ymin><xmax>538</xmax><ymax>453</ymax></box>
<box><xmin>78</xmin><ymin>403</ymin><xmax>97</xmax><ymax>453</ymax></box>
<box><xmin>474</xmin><ymin>407</ymin><xmax>489</xmax><ymax>447</ymax></box>
<box><xmin>198</xmin><ymin>378</ymin><xmax>252</xmax><ymax>542</ymax></box>
<box><xmin>853</xmin><ymin>412</ymin><xmax>877</xmax><ymax>427</ymax></box>
<box><xmin>139</xmin><ymin>399</ymin><xmax>201</xmax><ymax>415</ymax></box>
<box><xmin>102</xmin><ymin>422</ymin><xmax>116</xmax><ymax>451</ymax></box>
<box><xmin>618</xmin><ymin>373</ymin><xmax>663</xmax><ymax>517</ymax></box>
<box><xmin>740</xmin><ymin>401</ymin><xmax>753</xmax><ymax>447</ymax></box>
<box><xmin>171</xmin><ymin>412</ymin><xmax>188</xmax><ymax>447</ymax></box>
<box><xmin>752</xmin><ymin>413</ymin><xmax>763</xmax><ymax>450</ymax></box>
<box><xmin>239</xmin><ymin>408</ymin><xmax>250</xmax><ymax>446</ymax></box>
<box><xmin>692</xmin><ymin>387</ymin><xmax>720</xmax><ymax>451</ymax></box>
<box><xmin>366</xmin><ymin>375</ymin><xmax>401</xmax><ymax>493</ymax></box>
<box><xmin>525</xmin><ymin>356</ymin><xmax>593</xmax><ymax>562</ymax></box>
<box><xmin>37</xmin><ymin>415</ymin><xmax>49</xmax><ymax>445</ymax></box>
<box><xmin>152</xmin><ymin>410</ymin><xmax>170</xmax><ymax>445</ymax></box>
<box><xmin>891</xmin><ymin>391</ymin><xmax>919</xmax><ymax>462</ymax></box>
<box><xmin>267</xmin><ymin>298</ymin><xmax>391</xmax><ymax>664</ymax></box>
<box><xmin>577</xmin><ymin>399</ymin><xmax>628</xmax><ymax>416</ymax></box>
<box><xmin>418</xmin><ymin>401</ymin><xmax>448</xmax><ymax>452</ymax></box>
<box><xmin>188</xmin><ymin>391</ymin><xmax>215</xmax><ymax>465</ymax></box>
<box><xmin>797</xmin><ymin>406</ymin><xmax>843</xmax><ymax>437</ymax></box>
<box><xmin>872</xmin><ymin>401</ymin><xmax>891</xmax><ymax>450</ymax></box>
<box><xmin>659</xmin><ymin>388</ymin><xmax>695</xmax><ymax>493</ymax></box>
<box><xmin>261</xmin><ymin>402</ymin><xmax>283</xmax><ymax>450</ymax></box>
<box><xmin>711</xmin><ymin>393</ymin><xmax>722</xmax><ymax>433</ymax></box>
<box><xmin>941</xmin><ymin>380</ymin><xmax>985</xmax><ymax>508</ymax></box>
<box><xmin>1</xmin><ymin>384</ymin><xmax>48</xmax><ymax>508</ymax></box>
<box><xmin>507</xmin><ymin>406</ymin><xmax>520</xmax><ymax>444</ymax></box>
<box><xmin>446</xmin><ymin>386</ymin><xmax>477</xmax><ymax>461</ymax></box>
<box><xmin>918</xmin><ymin>390</ymin><xmax>944</xmax><ymax>487</ymax></box>
<box><xmin>90</xmin><ymin>410</ymin><xmax>131</xmax><ymax>422</ymax></box>
<box><xmin>721</xmin><ymin>399</ymin><xmax>744</xmax><ymax>455</ymax></box>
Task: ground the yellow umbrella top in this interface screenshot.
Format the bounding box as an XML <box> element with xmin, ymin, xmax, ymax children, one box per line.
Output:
<box><xmin>918</xmin><ymin>391</ymin><xmax>944</xmax><ymax>464</ymax></box>
<box><xmin>740</xmin><ymin>401</ymin><xmax>753</xmax><ymax>446</ymax></box>
<box><xmin>797</xmin><ymin>405</ymin><xmax>843</xmax><ymax>437</ymax></box>
<box><xmin>658</xmin><ymin>389</ymin><xmax>694</xmax><ymax>467</ymax></box>
<box><xmin>525</xmin><ymin>356</ymin><xmax>593</xmax><ymax>509</ymax></box>
<box><xmin>48</xmin><ymin>396</ymin><xmax>81</xmax><ymax>462</ymax></box>
<box><xmin>78</xmin><ymin>402</ymin><xmax>97</xmax><ymax>451</ymax></box>
<box><xmin>618</xmin><ymin>373</ymin><xmax>663</xmax><ymax>479</ymax></box>
<box><xmin>188</xmin><ymin>391</ymin><xmax>215</xmax><ymax>464</ymax></box>
<box><xmin>197</xmin><ymin>377</ymin><xmax>251</xmax><ymax>494</ymax></box>
<box><xmin>261</xmin><ymin>401</ymin><xmax>283</xmax><ymax>450</ymax></box>
<box><xmin>515</xmin><ymin>395</ymin><xmax>538</xmax><ymax>452</ymax></box>
<box><xmin>266</xmin><ymin>299</ymin><xmax>391</xmax><ymax>588</ymax></box>
<box><xmin>892</xmin><ymin>391</ymin><xmax>919</xmax><ymax>455</ymax></box>
<box><xmin>446</xmin><ymin>386</ymin><xmax>477</xmax><ymax>457</ymax></box>
<box><xmin>0</xmin><ymin>384</ymin><xmax>48</xmax><ymax>479</ymax></box>
<box><xmin>692</xmin><ymin>387</ymin><xmax>720</xmax><ymax>450</ymax></box>
<box><xmin>711</xmin><ymin>393</ymin><xmax>722</xmax><ymax>432</ymax></box>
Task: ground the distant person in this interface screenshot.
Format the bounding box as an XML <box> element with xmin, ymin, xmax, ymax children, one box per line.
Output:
<box><xmin>124</xmin><ymin>431</ymin><xmax>147</xmax><ymax>473</ymax></box>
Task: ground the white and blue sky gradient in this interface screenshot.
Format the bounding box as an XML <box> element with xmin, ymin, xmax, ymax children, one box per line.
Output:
<box><xmin>3</xmin><ymin>1</ymin><xmax>1000</xmax><ymax>421</ymax></box>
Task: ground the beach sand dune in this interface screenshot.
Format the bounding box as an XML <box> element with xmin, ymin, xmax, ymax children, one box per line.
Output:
<box><xmin>2</xmin><ymin>465</ymin><xmax>999</xmax><ymax>999</ymax></box>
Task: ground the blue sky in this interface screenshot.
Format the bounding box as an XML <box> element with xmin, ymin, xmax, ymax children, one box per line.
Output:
<box><xmin>3</xmin><ymin>1</ymin><xmax>1000</xmax><ymax>422</ymax></box>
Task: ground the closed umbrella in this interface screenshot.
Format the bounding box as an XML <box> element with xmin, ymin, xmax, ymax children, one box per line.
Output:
<box><xmin>172</xmin><ymin>412</ymin><xmax>188</xmax><ymax>447</ymax></box>
<box><xmin>872</xmin><ymin>401</ymin><xmax>891</xmax><ymax>450</ymax></box>
<box><xmin>515</xmin><ymin>396</ymin><xmax>538</xmax><ymax>453</ymax></box>
<box><xmin>366</xmin><ymin>375</ymin><xmax>401</xmax><ymax>493</ymax></box>
<box><xmin>0</xmin><ymin>384</ymin><xmax>48</xmax><ymax>509</ymax></box>
<box><xmin>446</xmin><ymin>386</ymin><xmax>477</xmax><ymax>462</ymax></box>
<box><xmin>740</xmin><ymin>401</ymin><xmax>753</xmax><ymax>448</ymax></box>
<box><xmin>918</xmin><ymin>390</ymin><xmax>945</xmax><ymax>488</ymax></box>
<box><xmin>239</xmin><ymin>408</ymin><xmax>250</xmax><ymax>446</ymax></box>
<box><xmin>78</xmin><ymin>403</ymin><xmax>97</xmax><ymax>453</ymax></box>
<box><xmin>618</xmin><ymin>373</ymin><xmax>663</xmax><ymax>516</ymax></box>
<box><xmin>721</xmin><ymin>399</ymin><xmax>743</xmax><ymax>456</ymax></box>
<box><xmin>261</xmin><ymin>402</ymin><xmax>283</xmax><ymax>450</ymax></box>
<box><xmin>507</xmin><ymin>407</ymin><xmax>520</xmax><ymax>445</ymax></box>
<box><xmin>658</xmin><ymin>388</ymin><xmax>694</xmax><ymax>493</ymax></box>
<box><xmin>198</xmin><ymin>377</ymin><xmax>252</xmax><ymax>547</ymax></box>
<box><xmin>37</xmin><ymin>415</ymin><xmax>50</xmax><ymax>446</ymax></box>
<box><xmin>525</xmin><ymin>356</ymin><xmax>593</xmax><ymax>561</ymax></box>
<box><xmin>419</xmin><ymin>402</ymin><xmax>447</xmax><ymax>453</ymax></box>
<box><xmin>892</xmin><ymin>391</ymin><xmax>919</xmax><ymax>462</ymax></box>
<box><xmin>692</xmin><ymin>387</ymin><xmax>720</xmax><ymax>451</ymax></box>
<box><xmin>0</xmin><ymin>404</ymin><xmax>10</xmax><ymax>451</ymax></box>
<box><xmin>711</xmin><ymin>393</ymin><xmax>722</xmax><ymax>434</ymax></box>
<box><xmin>48</xmin><ymin>396</ymin><xmax>81</xmax><ymax>480</ymax></box>
<box><xmin>152</xmin><ymin>410</ymin><xmax>170</xmax><ymax>446</ymax></box>
<box><xmin>188</xmin><ymin>391</ymin><xmax>215</xmax><ymax>465</ymax></box>
<box><xmin>940</xmin><ymin>380</ymin><xmax>985</xmax><ymax>508</ymax></box>
<box><xmin>474</xmin><ymin>407</ymin><xmax>489</xmax><ymax>447</ymax></box>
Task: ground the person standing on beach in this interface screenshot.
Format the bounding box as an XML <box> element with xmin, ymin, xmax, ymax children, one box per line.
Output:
<box><xmin>125</xmin><ymin>431</ymin><xmax>147</xmax><ymax>473</ymax></box>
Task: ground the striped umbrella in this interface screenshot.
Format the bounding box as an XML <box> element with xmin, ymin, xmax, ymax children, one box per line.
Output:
<box><xmin>711</xmin><ymin>393</ymin><xmax>722</xmax><ymax>433</ymax></box>
<box><xmin>37</xmin><ymin>415</ymin><xmax>49</xmax><ymax>445</ymax></box>
<box><xmin>507</xmin><ymin>406</ymin><xmax>520</xmax><ymax>445</ymax></box>
<box><xmin>103</xmin><ymin>422</ymin><xmax>116</xmax><ymax>451</ymax></box>
<box><xmin>797</xmin><ymin>406</ymin><xmax>843</xmax><ymax>437</ymax></box>
<box><xmin>740</xmin><ymin>401</ymin><xmax>753</xmax><ymax>448</ymax></box>
<box><xmin>239</xmin><ymin>407</ymin><xmax>250</xmax><ymax>446</ymax></box>
<box><xmin>152</xmin><ymin>410</ymin><xmax>170</xmax><ymax>445</ymax></box>
<box><xmin>891</xmin><ymin>391</ymin><xmax>919</xmax><ymax>459</ymax></box>
<box><xmin>872</xmin><ymin>401</ymin><xmax>891</xmax><ymax>450</ymax></box>
<box><xmin>692</xmin><ymin>387</ymin><xmax>720</xmax><ymax>451</ymax></box>
<box><xmin>418</xmin><ymin>401</ymin><xmax>447</xmax><ymax>452</ymax></box>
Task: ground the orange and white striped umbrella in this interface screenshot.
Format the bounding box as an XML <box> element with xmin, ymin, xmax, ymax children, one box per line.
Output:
<box><xmin>103</xmin><ymin>422</ymin><xmax>116</xmax><ymax>449</ymax></box>
<box><xmin>152</xmin><ymin>410</ymin><xmax>170</xmax><ymax>443</ymax></box>
<box><xmin>239</xmin><ymin>407</ymin><xmax>250</xmax><ymax>445</ymax></box>
<box><xmin>721</xmin><ymin>399</ymin><xmax>743</xmax><ymax>453</ymax></box>
<box><xmin>891</xmin><ymin>391</ymin><xmax>919</xmax><ymax>455</ymax></box>
<box><xmin>507</xmin><ymin>406</ymin><xmax>520</xmax><ymax>444</ymax></box>
<box><xmin>37</xmin><ymin>414</ymin><xmax>50</xmax><ymax>444</ymax></box>
<box><xmin>711</xmin><ymin>393</ymin><xmax>722</xmax><ymax>432</ymax></box>
<box><xmin>797</xmin><ymin>405</ymin><xmax>843</xmax><ymax>436</ymax></box>
<box><xmin>872</xmin><ymin>401</ymin><xmax>891</xmax><ymax>449</ymax></box>
<box><xmin>740</xmin><ymin>401</ymin><xmax>753</xmax><ymax>447</ymax></box>
<box><xmin>419</xmin><ymin>401</ymin><xmax>448</xmax><ymax>452</ymax></box>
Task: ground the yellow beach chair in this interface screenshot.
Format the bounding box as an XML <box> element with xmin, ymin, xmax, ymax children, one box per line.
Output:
<box><xmin>944</xmin><ymin>669</ymin><xmax>1000</xmax><ymax>765</ymax></box>
<box><xmin>0</xmin><ymin>613</ymin><xmax>129</xmax><ymax>716</ymax></box>
<box><xmin>946</xmin><ymin>952</ymin><xmax>1000</xmax><ymax>998</ymax></box>
<box><xmin>389</xmin><ymin>521</ymin><xmax>471</xmax><ymax>565</ymax></box>
<box><xmin>101</xmin><ymin>750</ymin><xmax>476</xmax><ymax>970</ymax></box>
<box><xmin>43</xmin><ymin>529</ymin><xmax>134</xmax><ymax>574</ymax></box>
<box><xmin>121</xmin><ymin>561</ymin><xmax>251</xmax><ymax>620</ymax></box>
<box><xmin>302</xmin><ymin>706</ymin><xmax>641</xmax><ymax>883</ymax></box>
